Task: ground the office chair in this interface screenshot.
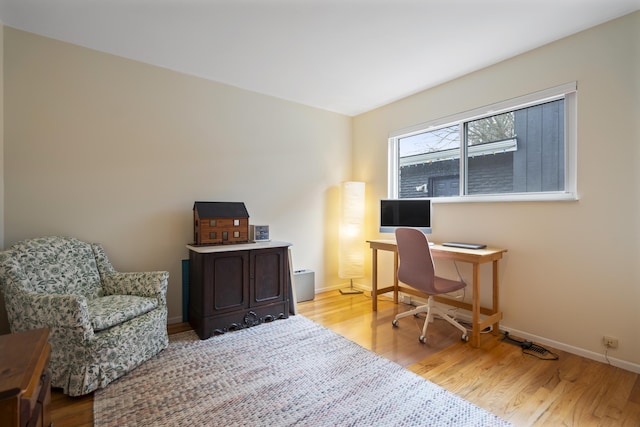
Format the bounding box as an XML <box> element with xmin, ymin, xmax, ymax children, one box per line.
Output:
<box><xmin>391</xmin><ymin>228</ymin><xmax>468</xmax><ymax>343</ymax></box>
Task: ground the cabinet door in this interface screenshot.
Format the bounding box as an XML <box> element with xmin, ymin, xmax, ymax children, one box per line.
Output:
<box><xmin>205</xmin><ymin>251</ymin><xmax>249</xmax><ymax>315</ymax></box>
<box><xmin>250</xmin><ymin>247</ymin><xmax>286</xmax><ymax>306</ymax></box>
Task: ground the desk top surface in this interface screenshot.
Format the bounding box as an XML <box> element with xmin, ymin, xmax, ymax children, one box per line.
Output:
<box><xmin>367</xmin><ymin>239</ymin><xmax>507</xmax><ymax>258</ymax></box>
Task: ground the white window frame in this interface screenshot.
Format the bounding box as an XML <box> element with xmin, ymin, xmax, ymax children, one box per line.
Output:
<box><xmin>388</xmin><ymin>82</ymin><xmax>578</xmax><ymax>203</ymax></box>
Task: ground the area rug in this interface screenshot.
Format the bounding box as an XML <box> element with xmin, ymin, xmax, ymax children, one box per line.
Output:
<box><xmin>94</xmin><ymin>315</ymin><xmax>512</xmax><ymax>426</ymax></box>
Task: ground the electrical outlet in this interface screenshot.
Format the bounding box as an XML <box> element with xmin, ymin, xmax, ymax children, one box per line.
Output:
<box><xmin>603</xmin><ymin>336</ymin><xmax>619</xmax><ymax>349</ymax></box>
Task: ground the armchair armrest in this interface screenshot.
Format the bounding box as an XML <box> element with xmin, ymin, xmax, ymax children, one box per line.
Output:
<box><xmin>0</xmin><ymin>255</ymin><xmax>94</xmax><ymax>338</ymax></box>
<box><xmin>102</xmin><ymin>271</ymin><xmax>169</xmax><ymax>306</ymax></box>
<box><xmin>10</xmin><ymin>292</ymin><xmax>94</xmax><ymax>340</ymax></box>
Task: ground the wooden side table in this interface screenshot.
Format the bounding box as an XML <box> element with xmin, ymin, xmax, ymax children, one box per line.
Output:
<box><xmin>0</xmin><ymin>328</ymin><xmax>52</xmax><ymax>427</ymax></box>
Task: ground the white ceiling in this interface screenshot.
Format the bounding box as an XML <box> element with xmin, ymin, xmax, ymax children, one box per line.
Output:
<box><xmin>0</xmin><ymin>0</ymin><xmax>638</xmax><ymax>116</ymax></box>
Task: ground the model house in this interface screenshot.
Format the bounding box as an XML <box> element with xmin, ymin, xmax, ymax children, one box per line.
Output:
<box><xmin>193</xmin><ymin>201</ymin><xmax>250</xmax><ymax>245</ymax></box>
<box><xmin>0</xmin><ymin>4</ymin><xmax>638</xmax><ymax>383</ymax></box>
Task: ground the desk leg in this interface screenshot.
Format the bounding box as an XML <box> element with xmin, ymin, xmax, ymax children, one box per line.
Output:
<box><xmin>471</xmin><ymin>263</ymin><xmax>481</xmax><ymax>348</ymax></box>
<box><xmin>371</xmin><ymin>248</ymin><xmax>378</xmax><ymax>312</ymax></box>
<box><xmin>393</xmin><ymin>250</ymin><xmax>399</xmax><ymax>304</ymax></box>
<box><xmin>492</xmin><ymin>259</ymin><xmax>500</xmax><ymax>336</ymax></box>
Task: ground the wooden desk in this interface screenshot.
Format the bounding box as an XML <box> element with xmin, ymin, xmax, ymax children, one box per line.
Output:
<box><xmin>367</xmin><ymin>239</ymin><xmax>507</xmax><ymax>348</ymax></box>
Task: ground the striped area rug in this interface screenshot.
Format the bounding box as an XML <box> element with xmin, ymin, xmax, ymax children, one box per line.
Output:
<box><xmin>94</xmin><ymin>315</ymin><xmax>512</xmax><ymax>426</ymax></box>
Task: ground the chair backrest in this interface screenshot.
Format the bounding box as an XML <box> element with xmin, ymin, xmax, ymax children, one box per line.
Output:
<box><xmin>395</xmin><ymin>228</ymin><xmax>437</xmax><ymax>294</ymax></box>
<box><xmin>5</xmin><ymin>236</ymin><xmax>103</xmax><ymax>299</ymax></box>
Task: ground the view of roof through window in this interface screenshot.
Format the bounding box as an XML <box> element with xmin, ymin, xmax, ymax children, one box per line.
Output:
<box><xmin>399</xmin><ymin>112</ymin><xmax>515</xmax><ymax>160</ymax></box>
<box><xmin>399</xmin><ymin>125</ymin><xmax>459</xmax><ymax>158</ymax></box>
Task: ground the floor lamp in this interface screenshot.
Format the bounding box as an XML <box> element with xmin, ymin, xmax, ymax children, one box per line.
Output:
<box><xmin>338</xmin><ymin>181</ymin><xmax>365</xmax><ymax>295</ymax></box>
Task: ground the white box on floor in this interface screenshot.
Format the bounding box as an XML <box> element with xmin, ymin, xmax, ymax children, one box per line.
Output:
<box><xmin>293</xmin><ymin>269</ymin><xmax>315</xmax><ymax>302</ymax></box>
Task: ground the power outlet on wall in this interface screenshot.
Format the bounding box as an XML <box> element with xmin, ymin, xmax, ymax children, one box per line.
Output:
<box><xmin>603</xmin><ymin>336</ymin><xmax>619</xmax><ymax>349</ymax></box>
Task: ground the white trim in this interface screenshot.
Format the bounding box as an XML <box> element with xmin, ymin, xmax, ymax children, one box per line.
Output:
<box><xmin>388</xmin><ymin>82</ymin><xmax>578</xmax><ymax>200</ymax></box>
<box><xmin>389</xmin><ymin>82</ymin><xmax>576</xmax><ymax>139</ymax></box>
<box><xmin>431</xmin><ymin>192</ymin><xmax>579</xmax><ymax>203</ymax></box>
<box><xmin>167</xmin><ymin>316</ymin><xmax>183</xmax><ymax>324</ymax></box>
<box><xmin>387</xmin><ymin>140</ymin><xmax>398</xmax><ymax>198</ymax></box>
<box><xmin>503</xmin><ymin>326</ymin><xmax>640</xmax><ymax>374</ymax></box>
<box><xmin>564</xmin><ymin>90</ymin><xmax>578</xmax><ymax>198</ymax></box>
<box><xmin>395</xmin><ymin>294</ymin><xmax>640</xmax><ymax>374</ymax></box>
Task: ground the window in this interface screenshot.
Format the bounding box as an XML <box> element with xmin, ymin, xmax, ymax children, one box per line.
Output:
<box><xmin>388</xmin><ymin>83</ymin><xmax>577</xmax><ymax>202</ymax></box>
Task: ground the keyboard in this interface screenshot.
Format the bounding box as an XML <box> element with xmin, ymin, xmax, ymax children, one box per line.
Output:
<box><xmin>442</xmin><ymin>242</ymin><xmax>487</xmax><ymax>250</ymax></box>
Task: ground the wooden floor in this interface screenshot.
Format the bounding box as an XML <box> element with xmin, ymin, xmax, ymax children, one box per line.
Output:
<box><xmin>51</xmin><ymin>291</ymin><xmax>640</xmax><ymax>426</ymax></box>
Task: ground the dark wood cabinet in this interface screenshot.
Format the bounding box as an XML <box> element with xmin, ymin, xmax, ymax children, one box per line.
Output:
<box><xmin>0</xmin><ymin>328</ymin><xmax>52</xmax><ymax>427</ymax></box>
<box><xmin>187</xmin><ymin>241</ymin><xmax>291</xmax><ymax>339</ymax></box>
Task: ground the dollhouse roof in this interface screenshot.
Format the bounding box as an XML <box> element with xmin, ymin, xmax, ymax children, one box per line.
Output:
<box><xmin>193</xmin><ymin>201</ymin><xmax>249</xmax><ymax>219</ymax></box>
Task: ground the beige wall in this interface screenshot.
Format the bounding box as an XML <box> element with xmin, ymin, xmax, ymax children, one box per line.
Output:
<box><xmin>353</xmin><ymin>12</ymin><xmax>640</xmax><ymax>370</ymax></box>
<box><xmin>2</xmin><ymin>27</ymin><xmax>351</xmax><ymax>330</ymax></box>
<box><xmin>0</xmin><ymin>24</ymin><xmax>5</xmax><ymax>330</ymax></box>
<box><xmin>0</xmin><ymin>21</ymin><xmax>4</xmax><ymax>250</ymax></box>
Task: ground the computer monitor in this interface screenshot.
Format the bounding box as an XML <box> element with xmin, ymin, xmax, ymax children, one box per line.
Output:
<box><xmin>379</xmin><ymin>198</ymin><xmax>432</xmax><ymax>234</ymax></box>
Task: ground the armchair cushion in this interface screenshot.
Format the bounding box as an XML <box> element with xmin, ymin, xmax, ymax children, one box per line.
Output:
<box><xmin>87</xmin><ymin>295</ymin><xmax>158</xmax><ymax>332</ymax></box>
<box><xmin>101</xmin><ymin>271</ymin><xmax>169</xmax><ymax>306</ymax></box>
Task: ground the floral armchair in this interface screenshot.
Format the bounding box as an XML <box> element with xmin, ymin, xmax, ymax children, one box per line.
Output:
<box><xmin>0</xmin><ymin>236</ymin><xmax>169</xmax><ymax>396</ymax></box>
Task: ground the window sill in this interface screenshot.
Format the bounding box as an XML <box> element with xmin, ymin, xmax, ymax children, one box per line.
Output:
<box><xmin>430</xmin><ymin>192</ymin><xmax>579</xmax><ymax>204</ymax></box>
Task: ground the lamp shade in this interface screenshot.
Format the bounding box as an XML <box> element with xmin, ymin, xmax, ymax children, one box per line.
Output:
<box><xmin>338</xmin><ymin>181</ymin><xmax>365</xmax><ymax>279</ymax></box>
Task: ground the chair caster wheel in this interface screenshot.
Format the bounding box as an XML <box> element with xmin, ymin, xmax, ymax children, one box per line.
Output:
<box><xmin>419</xmin><ymin>335</ymin><xmax>426</xmax><ymax>344</ymax></box>
<box><xmin>461</xmin><ymin>334</ymin><xmax>469</xmax><ymax>342</ymax></box>
<box><xmin>392</xmin><ymin>319</ymin><xmax>399</xmax><ymax>327</ymax></box>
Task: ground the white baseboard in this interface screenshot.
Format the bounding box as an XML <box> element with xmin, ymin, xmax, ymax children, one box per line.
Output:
<box><xmin>399</xmin><ymin>293</ymin><xmax>640</xmax><ymax>374</ymax></box>
<box><xmin>501</xmin><ymin>326</ymin><xmax>640</xmax><ymax>374</ymax></box>
<box><xmin>317</xmin><ymin>282</ymin><xmax>368</xmax><ymax>294</ymax></box>
<box><xmin>167</xmin><ymin>316</ymin><xmax>183</xmax><ymax>325</ymax></box>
